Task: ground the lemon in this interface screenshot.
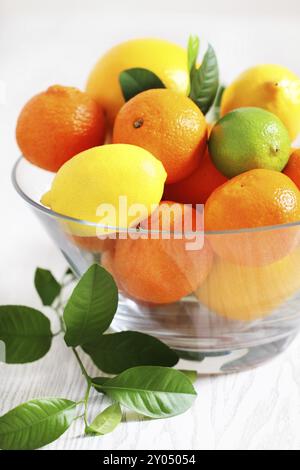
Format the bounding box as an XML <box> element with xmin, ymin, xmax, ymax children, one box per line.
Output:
<box><xmin>208</xmin><ymin>107</ymin><xmax>291</xmax><ymax>178</ymax></box>
<box><xmin>86</xmin><ymin>38</ymin><xmax>189</xmax><ymax>126</ymax></box>
<box><xmin>196</xmin><ymin>248</ymin><xmax>300</xmax><ymax>322</ymax></box>
<box><xmin>41</xmin><ymin>144</ymin><xmax>167</xmax><ymax>236</ymax></box>
<box><xmin>221</xmin><ymin>64</ymin><xmax>300</xmax><ymax>141</ymax></box>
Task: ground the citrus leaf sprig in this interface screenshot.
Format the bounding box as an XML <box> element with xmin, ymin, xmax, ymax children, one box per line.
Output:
<box><xmin>94</xmin><ymin>366</ymin><xmax>196</xmax><ymax>419</ymax></box>
<box><xmin>0</xmin><ymin>305</ymin><xmax>52</xmax><ymax>364</ymax></box>
<box><xmin>187</xmin><ymin>35</ymin><xmax>200</xmax><ymax>75</ymax></box>
<box><xmin>0</xmin><ymin>399</ymin><xmax>77</xmax><ymax>451</ymax></box>
<box><xmin>188</xmin><ymin>37</ymin><xmax>219</xmax><ymax>115</ymax></box>
<box><xmin>85</xmin><ymin>403</ymin><xmax>122</xmax><ymax>436</ymax></box>
<box><xmin>118</xmin><ymin>35</ymin><xmax>219</xmax><ymax>117</ymax></box>
<box><xmin>83</xmin><ymin>330</ymin><xmax>178</xmax><ymax>374</ymax></box>
<box><xmin>34</xmin><ymin>268</ymin><xmax>61</xmax><ymax>306</ymax></box>
<box><xmin>0</xmin><ymin>264</ymin><xmax>197</xmax><ymax>450</ymax></box>
<box><xmin>119</xmin><ymin>68</ymin><xmax>165</xmax><ymax>102</ymax></box>
<box><xmin>63</xmin><ymin>265</ymin><xmax>118</xmax><ymax>347</ymax></box>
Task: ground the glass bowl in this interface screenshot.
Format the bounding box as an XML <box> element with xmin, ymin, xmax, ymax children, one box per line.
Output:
<box><xmin>12</xmin><ymin>157</ymin><xmax>300</xmax><ymax>374</ymax></box>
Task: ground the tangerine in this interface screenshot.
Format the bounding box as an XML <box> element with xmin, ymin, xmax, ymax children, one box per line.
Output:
<box><xmin>16</xmin><ymin>85</ymin><xmax>106</xmax><ymax>172</ymax></box>
<box><xmin>113</xmin><ymin>89</ymin><xmax>207</xmax><ymax>184</ymax></box>
<box><xmin>103</xmin><ymin>202</ymin><xmax>213</xmax><ymax>304</ymax></box>
<box><xmin>205</xmin><ymin>169</ymin><xmax>300</xmax><ymax>265</ymax></box>
<box><xmin>283</xmin><ymin>149</ymin><xmax>300</xmax><ymax>189</ymax></box>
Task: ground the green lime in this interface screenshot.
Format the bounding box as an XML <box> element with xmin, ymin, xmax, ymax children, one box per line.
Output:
<box><xmin>208</xmin><ymin>107</ymin><xmax>291</xmax><ymax>178</ymax></box>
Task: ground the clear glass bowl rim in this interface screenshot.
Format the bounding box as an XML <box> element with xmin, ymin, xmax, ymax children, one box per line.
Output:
<box><xmin>12</xmin><ymin>156</ymin><xmax>300</xmax><ymax>236</ymax></box>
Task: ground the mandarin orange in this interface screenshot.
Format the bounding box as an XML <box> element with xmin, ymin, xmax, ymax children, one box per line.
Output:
<box><xmin>283</xmin><ymin>149</ymin><xmax>300</xmax><ymax>189</ymax></box>
<box><xmin>16</xmin><ymin>85</ymin><xmax>106</xmax><ymax>172</ymax></box>
<box><xmin>113</xmin><ymin>89</ymin><xmax>207</xmax><ymax>184</ymax></box>
<box><xmin>103</xmin><ymin>202</ymin><xmax>213</xmax><ymax>304</ymax></box>
<box><xmin>163</xmin><ymin>149</ymin><xmax>227</xmax><ymax>205</ymax></box>
<box><xmin>205</xmin><ymin>169</ymin><xmax>300</xmax><ymax>266</ymax></box>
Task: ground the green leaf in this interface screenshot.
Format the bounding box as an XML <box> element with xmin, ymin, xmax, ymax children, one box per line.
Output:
<box><xmin>64</xmin><ymin>264</ymin><xmax>118</xmax><ymax>347</ymax></box>
<box><xmin>208</xmin><ymin>84</ymin><xmax>226</xmax><ymax>122</ymax></box>
<box><xmin>119</xmin><ymin>68</ymin><xmax>165</xmax><ymax>102</ymax></box>
<box><xmin>0</xmin><ymin>398</ymin><xmax>77</xmax><ymax>450</ymax></box>
<box><xmin>92</xmin><ymin>377</ymin><xmax>110</xmax><ymax>390</ymax></box>
<box><xmin>83</xmin><ymin>331</ymin><xmax>178</xmax><ymax>374</ymax></box>
<box><xmin>0</xmin><ymin>306</ymin><xmax>52</xmax><ymax>364</ymax></box>
<box><xmin>187</xmin><ymin>35</ymin><xmax>200</xmax><ymax>74</ymax></box>
<box><xmin>85</xmin><ymin>403</ymin><xmax>122</xmax><ymax>436</ymax></box>
<box><xmin>99</xmin><ymin>366</ymin><xmax>197</xmax><ymax>419</ymax></box>
<box><xmin>214</xmin><ymin>84</ymin><xmax>225</xmax><ymax>108</ymax></box>
<box><xmin>34</xmin><ymin>268</ymin><xmax>61</xmax><ymax>306</ymax></box>
<box><xmin>189</xmin><ymin>43</ymin><xmax>219</xmax><ymax>115</ymax></box>
<box><xmin>179</xmin><ymin>370</ymin><xmax>198</xmax><ymax>384</ymax></box>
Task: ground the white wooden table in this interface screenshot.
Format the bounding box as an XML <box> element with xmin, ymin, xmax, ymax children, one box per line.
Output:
<box><xmin>1</xmin><ymin>0</ymin><xmax>300</xmax><ymax>450</ymax></box>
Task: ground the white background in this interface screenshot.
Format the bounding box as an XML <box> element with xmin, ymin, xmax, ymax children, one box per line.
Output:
<box><xmin>1</xmin><ymin>0</ymin><xmax>300</xmax><ymax>450</ymax></box>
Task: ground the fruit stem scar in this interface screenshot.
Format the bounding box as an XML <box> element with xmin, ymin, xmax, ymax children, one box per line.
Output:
<box><xmin>133</xmin><ymin>118</ymin><xmax>144</xmax><ymax>128</ymax></box>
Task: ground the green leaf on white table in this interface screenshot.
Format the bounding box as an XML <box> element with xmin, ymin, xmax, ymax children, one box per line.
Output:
<box><xmin>64</xmin><ymin>264</ymin><xmax>118</xmax><ymax>347</ymax></box>
<box><xmin>83</xmin><ymin>331</ymin><xmax>178</xmax><ymax>374</ymax></box>
<box><xmin>0</xmin><ymin>398</ymin><xmax>77</xmax><ymax>450</ymax></box>
<box><xmin>0</xmin><ymin>305</ymin><xmax>52</xmax><ymax>364</ymax></box>
<box><xmin>34</xmin><ymin>268</ymin><xmax>61</xmax><ymax>306</ymax></box>
<box><xmin>179</xmin><ymin>370</ymin><xmax>198</xmax><ymax>384</ymax></box>
<box><xmin>92</xmin><ymin>377</ymin><xmax>111</xmax><ymax>390</ymax></box>
<box><xmin>85</xmin><ymin>403</ymin><xmax>122</xmax><ymax>436</ymax></box>
<box><xmin>119</xmin><ymin>67</ymin><xmax>165</xmax><ymax>102</ymax></box>
<box><xmin>187</xmin><ymin>35</ymin><xmax>200</xmax><ymax>75</ymax></box>
<box><xmin>189</xmin><ymin>43</ymin><xmax>219</xmax><ymax>115</ymax></box>
<box><xmin>98</xmin><ymin>366</ymin><xmax>197</xmax><ymax>419</ymax></box>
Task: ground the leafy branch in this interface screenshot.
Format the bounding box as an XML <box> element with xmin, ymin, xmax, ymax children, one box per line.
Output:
<box><xmin>0</xmin><ymin>264</ymin><xmax>197</xmax><ymax>450</ymax></box>
<box><xmin>118</xmin><ymin>35</ymin><xmax>219</xmax><ymax>117</ymax></box>
<box><xmin>188</xmin><ymin>36</ymin><xmax>219</xmax><ymax>115</ymax></box>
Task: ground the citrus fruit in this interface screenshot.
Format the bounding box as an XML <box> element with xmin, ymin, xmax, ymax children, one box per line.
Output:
<box><xmin>283</xmin><ymin>149</ymin><xmax>300</xmax><ymax>189</ymax></box>
<box><xmin>69</xmin><ymin>234</ymin><xmax>116</xmax><ymax>253</ymax></box>
<box><xmin>86</xmin><ymin>38</ymin><xmax>189</xmax><ymax>126</ymax></box>
<box><xmin>41</xmin><ymin>144</ymin><xmax>167</xmax><ymax>236</ymax></box>
<box><xmin>16</xmin><ymin>85</ymin><xmax>105</xmax><ymax>172</ymax></box>
<box><xmin>220</xmin><ymin>64</ymin><xmax>300</xmax><ymax>141</ymax></box>
<box><xmin>163</xmin><ymin>149</ymin><xmax>227</xmax><ymax>205</ymax></box>
<box><xmin>196</xmin><ymin>248</ymin><xmax>300</xmax><ymax>321</ymax></box>
<box><xmin>102</xmin><ymin>202</ymin><xmax>213</xmax><ymax>304</ymax></box>
<box><xmin>205</xmin><ymin>169</ymin><xmax>300</xmax><ymax>265</ymax></box>
<box><xmin>208</xmin><ymin>107</ymin><xmax>291</xmax><ymax>178</ymax></box>
<box><xmin>113</xmin><ymin>89</ymin><xmax>207</xmax><ymax>184</ymax></box>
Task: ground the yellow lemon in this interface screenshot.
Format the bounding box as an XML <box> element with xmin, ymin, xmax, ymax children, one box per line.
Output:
<box><xmin>86</xmin><ymin>38</ymin><xmax>189</xmax><ymax>127</ymax></box>
<box><xmin>221</xmin><ymin>64</ymin><xmax>300</xmax><ymax>141</ymax></box>
<box><xmin>196</xmin><ymin>248</ymin><xmax>300</xmax><ymax>322</ymax></box>
<box><xmin>41</xmin><ymin>144</ymin><xmax>167</xmax><ymax>236</ymax></box>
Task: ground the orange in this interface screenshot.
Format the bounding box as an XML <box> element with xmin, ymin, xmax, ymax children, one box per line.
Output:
<box><xmin>16</xmin><ymin>85</ymin><xmax>106</xmax><ymax>172</ymax></box>
<box><xmin>113</xmin><ymin>89</ymin><xmax>207</xmax><ymax>184</ymax></box>
<box><xmin>163</xmin><ymin>149</ymin><xmax>227</xmax><ymax>205</ymax></box>
<box><xmin>102</xmin><ymin>202</ymin><xmax>213</xmax><ymax>304</ymax></box>
<box><xmin>196</xmin><ymin>248</ymin><xmax>300</xmax><ymax>321</ymax></box>
<box><xmin>284</xmin><ymin>149</ymin><xmax>300</xmax><ymax>189</ymax></box>
<box><xmin>205</xmin><ymin>169</ymin><xmax>300</xmax><ymax>266</ymax></box>
<box><xmin>69</xmin><ymin>235</ymin><xmax>115</xmax><ymax>253</ymax></box>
